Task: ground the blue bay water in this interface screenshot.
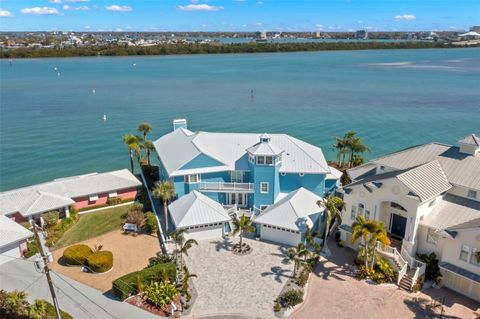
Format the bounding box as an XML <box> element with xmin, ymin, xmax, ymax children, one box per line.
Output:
<box><xmin>1</xmin><ymin>48</ymin><xmax>479</xmax><ymax>191</ymax></box>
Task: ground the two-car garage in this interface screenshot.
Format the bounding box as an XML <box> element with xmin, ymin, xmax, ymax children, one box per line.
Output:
<box><xmin>259</xmin><ymin>224</ymin><xmax>301</xmax><ymax>247</ymax></box>
<box><xmin>440</xmin><ymin>262</ymin><xmax>480</xmax><ymax>302</ymax></box>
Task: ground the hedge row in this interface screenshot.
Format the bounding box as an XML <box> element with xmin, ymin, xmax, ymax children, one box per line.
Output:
<box><xmin>112</xmin><ymin>263</ymin><xmax>176</xmax><ymax>300</ymax></box>
<box><xmin>87</xmin><ymin>251</ymin><xmax>113</xmax><ymax>273</ymax></box>
<box><xmin>63</xmin><ymin>244</ymin><xmax>93</xmax><ymax>265</ymax></box>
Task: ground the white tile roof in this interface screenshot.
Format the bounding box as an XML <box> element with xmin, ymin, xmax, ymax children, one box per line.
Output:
<box><xmin>396</xmin><ymin>160</ymin><xmax>452</xmax><ymax>202</ymax></box>
<box><xmin>0</xmin><ymin>215</ymin><xmax>33</xmax><ymax>249</ymax></box>
<box><xmin>154</xmin><ymin>128</ymin><xmax>331</xmax><ymax>177</ymax></box>
<box><xmin>420</xmin><ymin>194</ymin><xmax>480</xmax><ymax>231</ymax></box>
<box><xmin>348</xmin><ymin>141</ymin><xmax>480</xmax><ymax>190</ymax></box>
<box><xmin>1</xmin><ymin>169</ymin><xmax>141</xmax><ymax>217</ymax></box>
<box><xmin>254</xmin><ymin>188</ymin><xmax>323</xmax><ymax>232</ymax></box>
<box><xmin>168</xmin><ymin>191</ymin><xmax>231</xmax><ymax>228</ymax></box>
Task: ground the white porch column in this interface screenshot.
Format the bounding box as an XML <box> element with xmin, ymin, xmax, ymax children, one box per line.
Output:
<box><xmin>64</xmin><ymin>206</ymin><xmax>70</xmax><ymax>218</ymax></box>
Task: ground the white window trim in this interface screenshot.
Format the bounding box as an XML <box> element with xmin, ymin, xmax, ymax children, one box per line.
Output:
<box><xmin>260</xmin><ymin>182</ymin><xmax>269</xmax><ymax>194</ymax></box>
<box><xmin>184</xmin><ymin>174</ymin><xmax>201</xmax><ymax>184</ymax></box>
<box><xmin>459</xmin><ymin>244</ymin><xmax>470</xmax><ymax>262</ymax></box>
<box><xmin>426</xmin><ymin>228</ymin><xmax>438</xmax><ymax>246</ymax></box>
<box><xmin>470</xmin><ymin>247</ymin><xmax>480</xmax><ymax>266</ymax></box>
<box><xmin>108</xmin><ymin>191</ymin><xmax>118</xmax><ymax>198</ymax></box>
<box><xmin>89</xmin><ymin>194</ymin><xmax>99</xmax><ymax>201</ymax></box>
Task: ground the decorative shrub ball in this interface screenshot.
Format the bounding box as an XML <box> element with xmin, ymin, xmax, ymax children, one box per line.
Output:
<box><xmin>87</xmin><ymin>251</ymin><xmax>113</xmax><ymax>273</ymax></box>
<box><xmin>63</xmin><ymin>244</ymin><xmax>93</xmax><ymax>265</ymax></box>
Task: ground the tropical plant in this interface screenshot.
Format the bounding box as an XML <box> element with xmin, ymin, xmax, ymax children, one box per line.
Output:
<box><xmin>152</xmin><ymin>180</ymin><xmax>175</xmax><ymax>233</ymax></box>
<box><xmin>181</xmin><ymin>265</ymin><xmax>197</xmax><ymax>296</ymax></box>
<box><xmin>231</xmin><ymin>214</ymin><xmax>256</xmax><ymax>250</ymax></box>
<box><xmin>148</xmin><ymin>252</ymin><xmax>174</xmax><ymax>267</ymax></box>
<box><xmin>142</xmin><ymin>140</ymin><xmax>155</xmax><ymax>166</ymax></box>
<box><xmin>137</xmin><ymin>122</ymin><xmax>152</xmax><ymax>142</ymax></box>
<box><xmin>0</xmin><ymin>290</ymin><xmax>72</xmax><ymax>319</ymax></box>
<box><xmin>123</xmin><ymin>134</ymin><xmax>141</xmax><ymax>173</ymax></box>
<box><xmin>303</xmin><ymin>225</ymin><xmax>321</xmax><ymax>249</ymax></box>
<box><xmin>417</xmin><ymin>252</ymin><xmax>442</xmax><ymax>282</ymax></box>
<box><xmin>126</xmin><ymin>210</ymin><xmax>146</xmax><ymax>229</ymax></box>
<box><xmin>317</xmin><ymin>195</ymin><xmax>344</xmax><ymax>251</ymax></box>
<box><xmin>287</xmin><ymin>242</ymin><xmax>309</xmax><ymax>277</ymax></box>
<box><xmin>144</xmin><ymin>281</ymin><xmax>178</xmax><ymax>309</ymax></box>
<box><xmin>176</xmin><ymin>238</ymin><xmax>198</xmax><ymax>269</ymax></box>
<box><xmin>351</xmin><ymin>216</ymin><xmax>389</xmax><ymax>269</ymax></box>
<box><xmin>170</xmin><ymin>228</ymin><xmax>185</xmax><ymax>262</ymax></box>
<box><xmin>333</xmin><ymin>136</ymin><xmax>348</xmax><ymax>167</ymax></box>
<box><xmin>376</xmin><ymin>258</ymin><xmax>396</xmax><ymax>282</ymax></box>
<box><xmin>145</xmin><ymin>212</ymin><xmax>158</xmax><ymax>234</ymax></box>
<box><xmin>41</xmin><ymin>211</ymin><xmax>59</xmax><ymax>228</ymax></box>
<box><xmin>342</xmin><ymin>131</ymin><xmax>370</xmax><ymax>167</ymax></box>
<box><xmin>279</xmin><ymin>289</ymin><xmax>304</xmax><ymax>308</ymax></box>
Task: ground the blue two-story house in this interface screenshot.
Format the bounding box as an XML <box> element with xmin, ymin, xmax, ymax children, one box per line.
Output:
<box><xmin>154</xmin><ymin>119</ymin><xmax>341</xmax><ymax>245</ymax></box>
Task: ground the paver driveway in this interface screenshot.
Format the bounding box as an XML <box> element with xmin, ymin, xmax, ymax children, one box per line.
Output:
<box><xmin>184</xmin><ymin>237</ymin><xmax>293</xmax><ymax>318</ymax></box>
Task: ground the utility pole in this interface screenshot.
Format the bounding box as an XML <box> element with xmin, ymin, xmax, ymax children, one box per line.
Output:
<box><xmin>31</xmin><ymin>220</ymin><xmax>62</xmax><ymax>319</ymax></box>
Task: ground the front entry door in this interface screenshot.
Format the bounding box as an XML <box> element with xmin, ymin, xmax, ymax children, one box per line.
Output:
<box><xmin>390</xmin><ymin>214</ymin><xmax>407</xmax><ymax>239</ymax></box>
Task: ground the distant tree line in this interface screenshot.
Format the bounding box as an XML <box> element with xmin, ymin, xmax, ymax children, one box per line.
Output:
<box><xmin>1</xmin><ymin>41</ymin><xmax>474</xmax><ymax>59</ymax></box>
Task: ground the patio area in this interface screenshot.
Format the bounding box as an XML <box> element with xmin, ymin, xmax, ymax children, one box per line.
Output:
<box><xmin>50</xmin><ymin>229</ymin><xmax>161</xmax><ymax>292</ymax></box>
<box><xmin>183</xmin><ymin>237</ymin><xmax>293</xmax><ymax>318</ymax></box>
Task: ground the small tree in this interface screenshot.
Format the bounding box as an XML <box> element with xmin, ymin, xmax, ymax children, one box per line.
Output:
<box><xmin>231</xmin><ymin>214</ymin><xmax>256</xmax><ymax>250</ymax></box>
<box><xmin>126</xmin><ymin>210</ymin><xmax>146</xmax><ymax>229</ymax></box>
<box><xmin>317</xmin><ymin>196</ymin><xmax>344</xmax><ymax>251</ymax></box>
<box><xmin>145</xmin><ymin>212</ymin><xmax>158</xmax><ymax>234</ymax></box>
<box><xmin>41</xmin><ymin>211</ymin><xmax>59</xmax><ymax>228</ymax></box>
<box><xmin>152</xmin><ymin>181</ymin><xmax>175</xmax><ymax>233</ymax></box>
<box><xmin>287</xmin><ymin>242</ymin><xmax>308</xmax><ymax>277</ymax></box>
<box><xmin>137</xmin><ymin>122</ymin><xmax>152</xmax><ymax>142</ymax></box>
<box><xmin>177</xmin><ymin>238</ymin><xmax>198</xmax><ymax>269</ymax></box>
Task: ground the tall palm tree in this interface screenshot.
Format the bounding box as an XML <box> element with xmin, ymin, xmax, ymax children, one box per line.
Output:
<box><xmin>351</xmin><ymin>215</ymin><xmax>372</xmax><ymax>268</ymax></box>
<box><xmin>343</xmin><ymin>131</ymin><xmax>370</xmax><ymax>167</ymax></box>
<box><xmin>170</xmin><ymin>228</ymin><xmax>185</xmax><ymax>255</ymax></box>
<box><xmin>333</xmin><ymin>136</ymin><xmax>348</xmax><ymax>167</ymax></box>
<box><xmin>231</xmin><ymin>214</ymin><xmax>256</xmax><ymax>249</ymax></box>
<box><xmin>287</xmin><ymin>242</ymin><xmax>309</xmax><ymax>277</ymax></box>
<box><xmin>152</xmin><ymin>181</ymin><xmax>175</xmax><ymax>233</ymax></box>
<box><xmin>303</xmin><ymin>224</ymin><xmax>321</xmax><ymax>248</ymax></box>
<box><xmin>123</xmin><ymin>134</ymin><xmax>141</xmax><ymax>173</ymax></box>
<box><xmin>317</xmin><ymin>195</ymin><xmax>344</xmax><ymax>250</ymax></box>
<box><xmin>142</xmin><ymin>140</ymin><xmax>155</xmax><ymax>165</ymax></box>
<box><xmin>138</xmin><ymin>122</ymin><xmax>153</xmax><ymax>142</ymax></box>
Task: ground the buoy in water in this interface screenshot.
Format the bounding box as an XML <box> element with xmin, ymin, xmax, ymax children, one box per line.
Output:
<box><xmin>103</xmin><ymin>115</ymin><xmax>107</xmax><ymax>121</ymax></box>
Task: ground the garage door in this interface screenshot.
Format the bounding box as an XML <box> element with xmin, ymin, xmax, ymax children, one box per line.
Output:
<box><xmin>260</xmin><ymin>225</ymin><xmax>300</xmax><ymax>247</ymax></box>
<box><xmin>0</xmin><ymin>243</ymin><xmax>20</xmax><ymax>265</ymax></box>
<box><xmin>185</xmin><ymin>224</ymin><xmax>224</xmax><ymax>241</ymax></box>
<box><xmin>442</xmin><ymin>270</ymin><xmax>480</xmax><ymax>302</ymax></box>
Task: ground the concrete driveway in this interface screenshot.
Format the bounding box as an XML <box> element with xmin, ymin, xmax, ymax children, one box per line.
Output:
<box><xmin>290</xmin><ymin>240</ymin><xmax>480</xmax><ymax>319</ymax></box>
<box><xmin>184</xmin><ymin>237</ymin><xmax>293</xmax><ymax>318</ymax></box>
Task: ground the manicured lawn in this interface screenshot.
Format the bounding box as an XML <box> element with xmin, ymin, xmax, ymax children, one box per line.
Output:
<box><xmin>53</xmin><ymin>205</ymin><xmax>132</xmax><ymax>249</ymax></box>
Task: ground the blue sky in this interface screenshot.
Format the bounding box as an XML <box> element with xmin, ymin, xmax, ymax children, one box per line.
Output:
<box><xmin>0</xmin><ymin>0</ymin><xmax>478</xmax><ymax>32</ymax></box>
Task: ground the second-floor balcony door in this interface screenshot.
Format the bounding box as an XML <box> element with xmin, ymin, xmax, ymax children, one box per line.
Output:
<box><xmin>228</xmin><ymin>193</ymin><xmax>247</xmax><ymax>208</ymax></box>
<box><xmin>231</xmin><ymin>171</ymin><xmax>244</xmax><ymax>183</ymax></box>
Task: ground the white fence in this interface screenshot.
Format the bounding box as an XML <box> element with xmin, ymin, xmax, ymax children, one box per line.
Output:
<box><xmin>199</xmin><ymin>182</ymin><xmax>254</xmax><ymax>192</ymax></box>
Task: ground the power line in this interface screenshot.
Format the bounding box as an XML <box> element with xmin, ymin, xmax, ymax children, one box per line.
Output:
<box><xmin>22</xmin><ymin>273</ymin><xmax>45</xmax><ymax>292</ymax></box>
<box><xmin>51</xmin><ymin>281</ymin><xmax>98</xmax><ymax>319</ymax></box>
<box><xmin>51</xmin><ymin>271</ymin><xmax>119</xmax><ymax>319</ymax></box>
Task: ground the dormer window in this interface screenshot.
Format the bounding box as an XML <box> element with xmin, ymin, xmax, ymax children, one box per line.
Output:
<box><xmin>265</xmin><ymin>156</ymin><xmax>273</xmax><ymax>165</ymax></box>
<box><xmin>257</xmin><ymin>156</ymin><xmax>265</xmax><ymax>165</ymax></box>
<box><xmin>260</xmin><ymin>133</ymin><xmax>271</xmax><ymax>143</ymax></box>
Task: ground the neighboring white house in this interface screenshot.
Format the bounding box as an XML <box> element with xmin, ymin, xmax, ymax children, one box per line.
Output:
<box><xmin>254</xmin><ymin>187</ymin><xmax>324</xmax><ymax>246</ymax></box>
<box><xmin>339</xmin><ymin>134</ymin><xmax>480</xmax><ymax>301</ymax></box>
<box><xmin>168</xmin><ymin>191</ymin><xmax>232</xmax><ymax>240</ymax></box>
<box><xmin>0</xmin><ymin>215</ymin><xmax>33</xmax><ymax>265</ymax></box>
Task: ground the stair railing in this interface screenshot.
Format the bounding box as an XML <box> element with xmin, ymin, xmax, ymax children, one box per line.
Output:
<box><xmin>376</xmin><ymin>241</ymin><xmax>408</xmax><ymax>284</ymax></box>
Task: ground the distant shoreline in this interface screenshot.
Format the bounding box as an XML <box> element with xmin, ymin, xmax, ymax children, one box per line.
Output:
<box><xmin>2</xmin><ymin>41</ymin><xmax>479</xmax><ymax>59</ymax></box>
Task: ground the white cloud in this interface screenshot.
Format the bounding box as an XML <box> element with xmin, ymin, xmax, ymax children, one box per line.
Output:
<box><xmin>49</xmin><ymin>0</ymin><xmax>63</xmax><ymax>3</ymax></box>
<box><xmin>0</xmin><ymin>9</ymin><xmax>14</xmax><ymax>17</ymax></box>
<box><xmin>84</xmin><ymin>25</ymin><xmax>91</xmax><ymax>29</ymax></box>
<box><xmin>315</xmin><ymin>24</ymin><xmax>324</xmax><ymax>30</ymax></box>
<box><xmin>125</xmin><ymin>26</ymin><xmax>132</xmax><ymax>29</ymax></box>
<box><xmin>63</xmin><ymin>5</ymin><xmax>89</xmax><ymax>11</ymax></box>
<box><xmin>394</xmin><ymin>14</ymin><xmax>416</xmax><ymax>21</ymax></box>
<box><xmin>255</xmin><ymin>22</ymin><xmax>263</xmax><ymax>26</ymax></box>
<box><xmin>257</xmin><ymin>1</ymin><xmax>263</xmax><ymax>4</ymax></box>
<box><xmin>65</xmin><ymin>0</ymin><xmax>90</xmax><ymax>2</ymax></box>
<box><xmin>177</xmin><ymin>4</ymin><xmax>223</xmax><ymax>11</ymax></box>
<box><xmin>20</xmin><ymin>7</ymin><xmax>60</xmax><ymax>15</ymax></box>
<box><xmin>105</xmin><ymin>5</ymin><xmax>132</xmax><ymax>12</ymax></box>
<box><xmin>115</xmin><ymin>28</ymin><xmax>123</xmax><ymax>32</ymax></box>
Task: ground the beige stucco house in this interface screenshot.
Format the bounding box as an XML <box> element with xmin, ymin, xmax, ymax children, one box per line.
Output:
<box><xmin>338</xmin><ymin>134</ymin><xmax>480</xmax><ymax>302</ymax></box>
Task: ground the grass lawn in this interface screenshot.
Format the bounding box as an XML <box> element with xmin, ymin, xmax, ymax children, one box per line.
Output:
<box><xmin>53</xmin><ymin>204</ymin><xmax>133</xmax><ymax>249</ymax></box>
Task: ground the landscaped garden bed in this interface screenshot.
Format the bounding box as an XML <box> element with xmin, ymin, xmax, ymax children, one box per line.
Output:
<box><xmin>62</xmin><ymin>244</ymin><xmax>114</xmax><ymax>273</ymax></box>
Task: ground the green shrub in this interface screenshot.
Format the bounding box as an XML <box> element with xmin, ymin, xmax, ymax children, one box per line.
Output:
<box><xmin>279</xmin><ymin>289</ymin><xmax>303</xmax><ymax>308</ymax></box>
<box><xmin>144</xmin><ymin>281</ymin><xmax>178</xmax><ymax>309</ymax></box>
<box><xmin>0</xmin><ymin>290</ymin><xmax>72</xmax><ymax>319</ymax></box>
<box><xmin>63</xmin><ymin>244</ymin><xmax>93</xmax><ymax>265</ymax></box>
<box><xmin>87</xmin><ymin>251</ymin><xmax>113</xmax><ymax>273</ymax></box>
<box><xmin>417</xmin><ymin>252</ymin><xmax>442</xmax><ymax>282</ymax></box>
<box><xmin>24</xmin><ymin>239</ymin><xmax>39</xmax><ymax>258</ymax></box>
<box><xmin>375</xmin><ymin>258</ymin><xmax>397</xmax><ymax>282</ymax></box>
<box><xmin>273</xmin><ymin>301</ymin><xmax>282</xmax><ymax>313</ymax></box>
<box><xmin>112</xmin><ymin>263</ymin><xmax>176</xmax><ymax>300</ymax></box>
<box><xmin>413</xmin><ymin>278</ymin><xmax>424</xmax><ymax>292</ymax></box>
<box><xmin>128</xmin><ymin>202</ymin><xmax>144</xmax><ymax>213</ymax></box>
<box><xmin>107</xmin><ymin>197</ymin><xmax>122</xmax><ymax>205</ymax></box>
<box><xmin>32</xmin><ymin>299</ymin><xmax>73</xmax><ymax>319</ymax></box>
<box><xmin>42</xmin><ymin>211</ymin><xmax>60</xmax><ymax>227</ymax></box>
<box><xmin>295</xmin><ymin>267</ymin><xmax>310</xmax><ymax>287</ymax></box>
<box><xmin>148</xmin><ymin>254</ymin><xmax>174</xmax><ymax>267</ymax></box>
<box><xmin>145</xmin><ymin>212</ymin><xmax>158</xmax><ymax>234</ymax></box>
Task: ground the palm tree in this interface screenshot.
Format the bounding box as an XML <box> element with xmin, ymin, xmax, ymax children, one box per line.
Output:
<box><xmin>138</xmin><ymin>122</ymin><xmax>152</xmax><ymax>142</ymax></box>
<box><xmin>287</xmin><ymin>242</ymin><xmax>309</xmax><ymax>277</ymax></box>
<box><xmin>170</xmin><ymin>228</ymin><xmax>185</xmax><ymax>257</ymax></box>
<box><xmin>317</xmin><ymin>195</ymin><xmax>344</xmax><ymax>250</ymax></box>
<box><xmin>142</xmin><ymin>140</ymin><xmax>155</xmax><ymax>165</ymax></box>
<box><xmin>303</xmin><ymin>225</ymin><xmax>321</xmax><ymax>248</ymax></box>
<box><xmin>123</xmin><ymin>134</ymin><xmax>141</xmax><ymax>173</ymax></box>
<box><xmin>231</xmin><ymin>214</ymin><xmax>256</xmax><ymax>250</ymax></box>
<box><xmin>351</xmin><ymin>215</ymin><xmax>372</xmax><ymax>268</ymax></box>
<box><xmin>333</xmin><ymin>136</ymin><xmax>348</xmax><ymax>167</ymax></box>
<box><xmin>342</xmin><ymin>131</ymin><xmax>369</xmax><ymax>167</ymax></box>
<box><xmin>152</xmin><ymin>181</ymin><xmax>175</xmax><ymax>233</ymax></box>
<box><xmin>177</xmin><ymin>238</ymin><xmax>198</xmax><ymax>268</ymax></box>
<box><xmin>368</xmin><ymin>220</ymin><xmax>390</xmax><ymax>268</ymax></box>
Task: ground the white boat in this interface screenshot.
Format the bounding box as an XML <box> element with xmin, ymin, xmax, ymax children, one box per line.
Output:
<box><xmin>103</xmin><ymin>115</ymin><xmax>107</xmax><ymax>121</ymax></box>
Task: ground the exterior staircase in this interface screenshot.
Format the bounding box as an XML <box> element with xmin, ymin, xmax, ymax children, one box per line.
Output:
<box><xmin>398</xmin><ymin>269</ymin><xmax>415</xmax><ymax>291</ymax></box>
<box><xmin>389</xmin><ymin>236</ymin><xmax>403</xmax><ymax>251</ymax></box>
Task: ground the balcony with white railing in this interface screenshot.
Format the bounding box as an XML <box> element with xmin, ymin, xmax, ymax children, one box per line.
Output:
<box><xmin>199</xmin><ymin>182</ymin><xmax>254</xmax><ymax>193</ymax></box>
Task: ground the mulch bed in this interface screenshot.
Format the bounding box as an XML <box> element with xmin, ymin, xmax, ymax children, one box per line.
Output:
<box><xmin>126</xmin><ymin>293</ymin><xmax>182</xmax><ymax>317</ymax></box>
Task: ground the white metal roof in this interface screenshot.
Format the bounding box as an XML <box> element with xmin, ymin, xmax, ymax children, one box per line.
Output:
<box><xmin>0</xmin><ymin>215</ymin><xmax>33</xmax><ymax>249</ymax></box>
<box><xmin>246</xmin><ymin>140</ymin><xmax>284</xmax><ymax>156</ymax></box>
<box><xmin>459</xmin><ymin>134</ymin><xmax>480</xmax><ymax>146</ymax></box>
<box><xmin>254</xmin><ymin>188</ymin><xmax>323</xmax><ymax>232</ymax></box>
<box><xmin>154</xmin><ymin>128</ymin><xmax>331</xmax><ymax>177</ymax></box>
<box><xmin>396</xmin><ymin>160</ymin><xmax>452</xmax><ymax>202</ymax></box>
<box><xmin>168</xmin><ymin>191</ymin><xmax>231</xmax><ymax>228</ymax></box>
<box><xmin>1</xmin><ymin>169</ymin><xmax>141</xmax><ymax>217</ymax></box>
<box><xmin>326</xmin><ymin>166</ymin><xmax>343</xmax><ymax>180</ymax></box>
<box><xmin>348</xmin><ymin>141</ymin><xmax>480</xmax><ymax>190</ymax></box>
<box><xmin>420</xmin><ymin>194</ymin><xmax>480</xmax><ymax>231</ymax></box>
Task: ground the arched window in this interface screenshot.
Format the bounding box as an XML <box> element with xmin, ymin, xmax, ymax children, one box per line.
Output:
<box><xmin>390</xmin><ymin>202</ymin><xmax>407</xmax><ymax>212</ymax></box>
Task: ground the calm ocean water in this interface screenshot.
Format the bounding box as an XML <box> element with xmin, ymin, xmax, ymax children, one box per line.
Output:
<box><xmin>1</xmin><ymin>48</ymin><xmax>479</xmax><ymax>191</ymax></box>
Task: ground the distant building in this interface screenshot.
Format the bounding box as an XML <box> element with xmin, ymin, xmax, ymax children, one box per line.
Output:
<box><xmin>255</xmin><ymin>31</ymin><xmax>267</xmax><ymax>40</ymax></box>
<box><xmin>314</xmin><ymin>31</ymin><xmax>321</xmax><ymax>38</ymax></box>
<box><xmin>470</xmin><ymin>26</ymin><xmax>480</xmax><ymax>33</ymax></box>
<box><xmin>355</xmin><ymin>30</ymin><xmax>368</xmax><ymax>39</ymax></box>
